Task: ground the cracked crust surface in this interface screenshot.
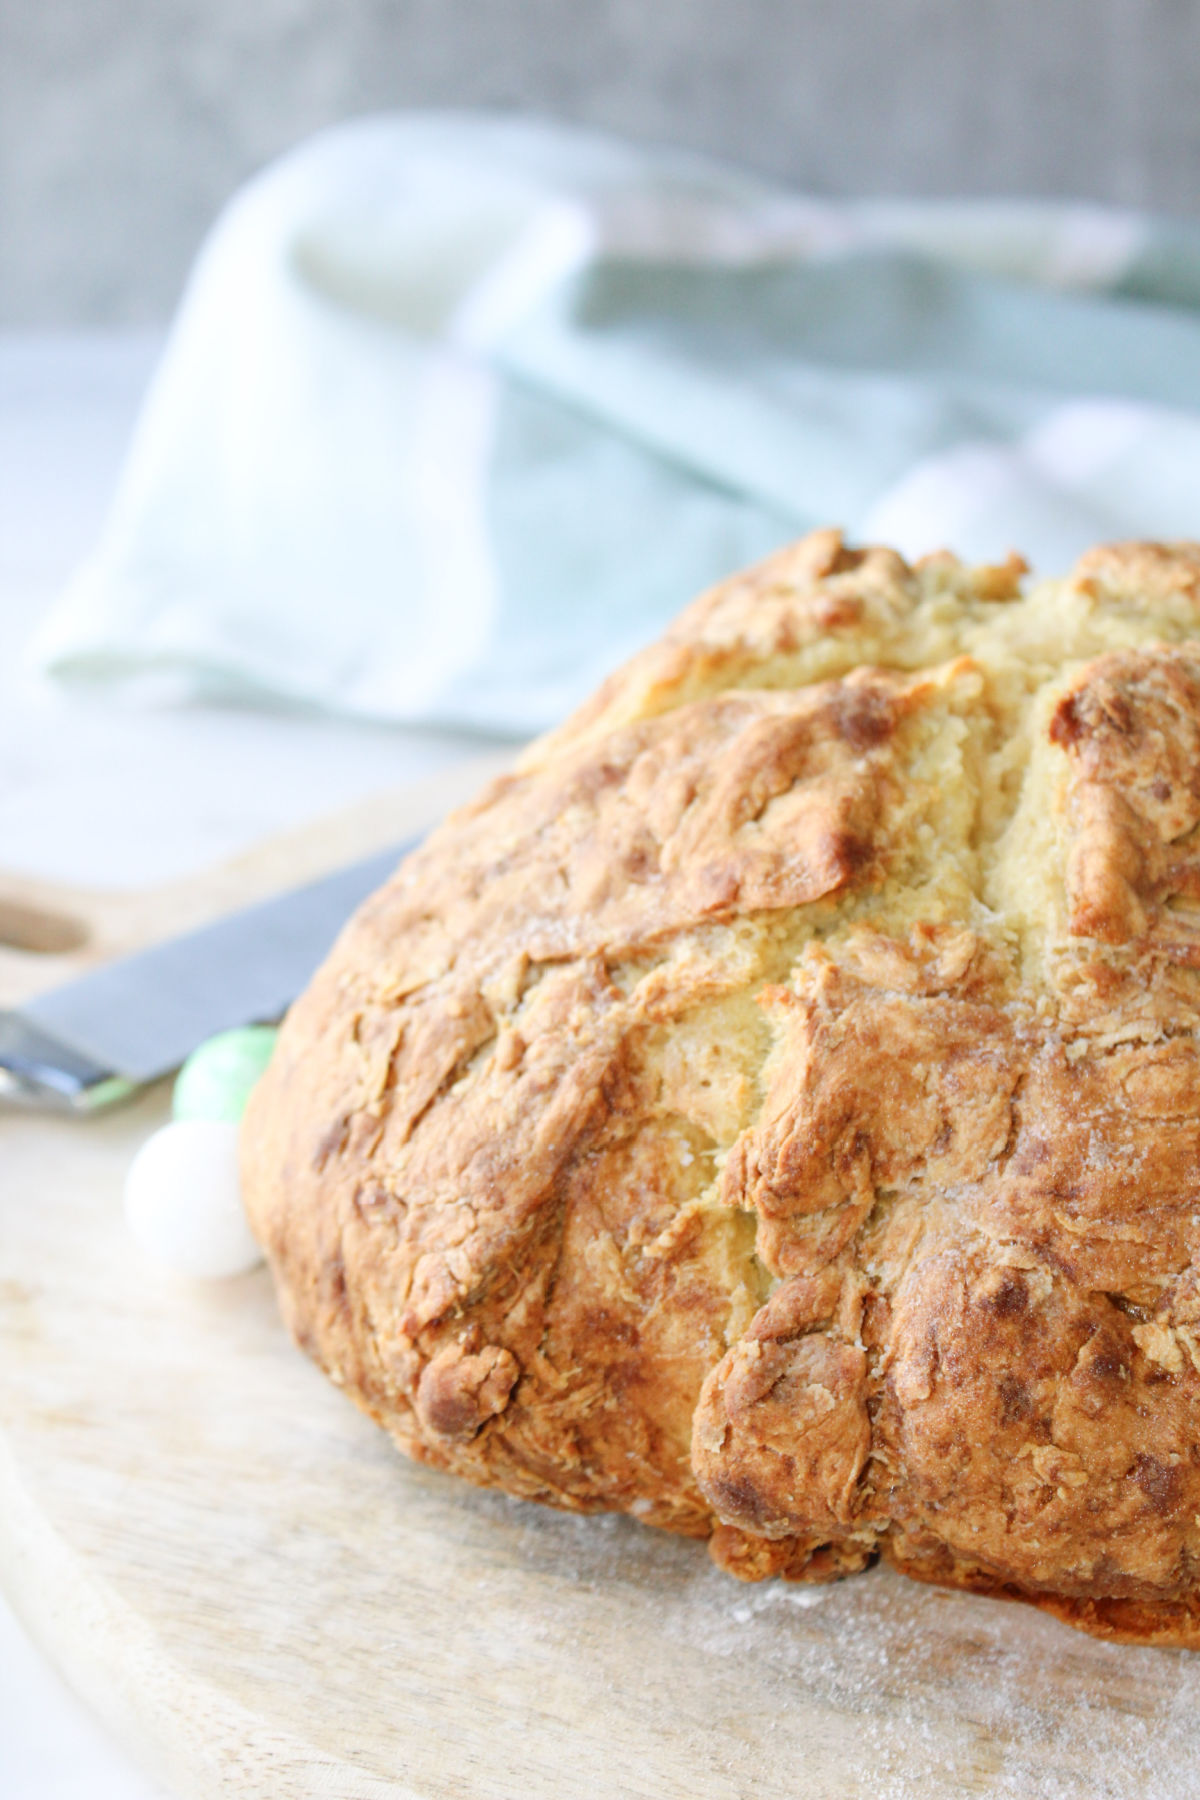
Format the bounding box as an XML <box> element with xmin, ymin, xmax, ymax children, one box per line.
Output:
<box><xmin>242</xmin><ymin>528</ymin><xmax>1200</xmax><ymax>1645</ymax></box>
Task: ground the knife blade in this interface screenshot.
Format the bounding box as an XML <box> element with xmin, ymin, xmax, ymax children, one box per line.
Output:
<box><xmin>0</xmin><ymin>838</ymin><xmax>416</xmax><ymax>1113</ymax></box>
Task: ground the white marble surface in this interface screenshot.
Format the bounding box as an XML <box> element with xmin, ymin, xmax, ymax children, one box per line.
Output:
<box><xmin>0</xmin><ymin>332</ymin><xmax>506</xmax><ymax>1797</ymax></box>
<box><xmin>0</xmin><ymin>1594</ymin><xmax>167</xmax><ymax>1800</ymax></box>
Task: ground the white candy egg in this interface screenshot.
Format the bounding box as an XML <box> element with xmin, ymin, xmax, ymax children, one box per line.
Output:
<box><xmin>124</xmin><ymin>1119</ymin><xmax>264</xmax><ymax>1279</ymax></box>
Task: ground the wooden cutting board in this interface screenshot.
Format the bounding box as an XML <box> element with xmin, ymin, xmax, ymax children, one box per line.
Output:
<box><xmin>4</xmin><ymin>757</ymin><xmax>1200</xmax><ymax>1800</ymax></box>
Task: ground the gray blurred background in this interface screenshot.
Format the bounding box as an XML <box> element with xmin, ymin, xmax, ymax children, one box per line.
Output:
<box><xmin>2</xmin><ymin>0</ymin><xmax>1199</xmax><ymax>326</ymax></box>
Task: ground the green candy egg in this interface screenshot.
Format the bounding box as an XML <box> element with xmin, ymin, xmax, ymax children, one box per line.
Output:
<box><xmin>172</xmin><ymin>1025</ymin><xmax>279</xmax><ymax>1124</ymax></box>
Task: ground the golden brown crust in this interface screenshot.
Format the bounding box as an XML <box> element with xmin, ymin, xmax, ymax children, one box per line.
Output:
<box><xmin>243</xmin><ymin>530</ymin><xmax>1200</xmax><ymax>1647</ymax></box>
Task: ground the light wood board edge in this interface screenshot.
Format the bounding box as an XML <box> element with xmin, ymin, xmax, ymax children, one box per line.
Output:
<box><xmin>0</xmin><ymin>751</ymin><xmax>513</xmax><ymax>1009</ymax></box>
<box><xmin>0</xmin><ymin>1431</ymin><xmax>418</xmax><ymax>1800</ymax></box>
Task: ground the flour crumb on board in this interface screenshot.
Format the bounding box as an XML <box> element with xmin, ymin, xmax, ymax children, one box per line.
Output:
<box><xmin>457</xmin><ymin>1485</ymin><xmax>1200</xmax><ymax>1800</ymax></box>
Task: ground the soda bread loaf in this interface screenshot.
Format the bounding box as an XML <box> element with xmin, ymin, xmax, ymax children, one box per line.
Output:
<box><xmin>242</xmin><ymin>530</ymin><xmax>1200</xmax><ymax>1646</ymax></box>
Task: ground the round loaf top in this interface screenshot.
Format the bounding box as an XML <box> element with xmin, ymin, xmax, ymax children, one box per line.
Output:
<box><xmin>243</xmin><ymin>530</ymin><xmax>1200</xmax><ymax>1646</ymax></box>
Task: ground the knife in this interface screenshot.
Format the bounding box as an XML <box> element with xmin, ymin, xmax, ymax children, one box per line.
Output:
<box><xmin>0</xmin><ymin>839</ymin><xmax>415</xmax><ymax>1113</ymax></box>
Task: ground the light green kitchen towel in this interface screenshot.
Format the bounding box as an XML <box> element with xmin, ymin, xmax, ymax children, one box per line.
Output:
<box><xmin>32</xmin><ymin>113</ymin><xmax>1200</xmax><ymax>734</ymax></box>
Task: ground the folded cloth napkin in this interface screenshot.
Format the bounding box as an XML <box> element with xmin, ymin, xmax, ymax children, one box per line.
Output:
<box><xmin>33</xmin><ymin>113</ymin><xmax>1200</xmax><ymax>735</ymax></box>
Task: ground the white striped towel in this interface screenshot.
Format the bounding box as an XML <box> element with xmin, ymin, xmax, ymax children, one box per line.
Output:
<box><xmin>32</xmin><ymin>113</ymin><xmax>1200</xmax><ymax>734</ymax></box>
